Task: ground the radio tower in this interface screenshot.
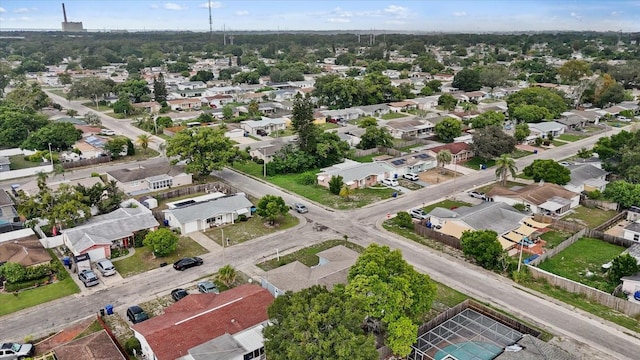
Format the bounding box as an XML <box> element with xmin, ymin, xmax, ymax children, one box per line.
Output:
<box><xmin>208</xmin><ymin>0</ymin><xmax>213</xmax><ymax>37</ymax></box>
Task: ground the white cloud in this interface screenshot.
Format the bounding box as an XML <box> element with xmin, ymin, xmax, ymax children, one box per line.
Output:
<box><xmin>236</xmin><ymin>10</ymin><xmax>249</xmax><ymax>16</ymax></box>
<box><xmin>164</xmin><ymin>3</ymin><xmax>185</xmax><ymax>11</ymax></box>
<box><xmin>610</xmin><ymin>11</ymin><xmax>620</xmax><ymax>16</ymax></box>
<box><xmin>0</xmin><ymin>7</ymin><xmax>6</xmax><ymax>13</ymax></box>
<box><xmin>453</xmin><ymin>12</ymin><xmax>467</xmax><ymax>17</ymax></box>
<box><xmin>327</xmin><ymin>18</ymin><xmax>350</xmax><ymax>23</ymax></box>
<box><xmin>199</xmin><ymin>2</ymin><xmax>222</xmax><ymax>9</ymax></box>
<box><xmin>14</xmin><ymin>7</ymin><xmax>35</xmax><ymax>13</ymax></box>
<box><xmin>383</xmin><ymin>5</ymin><xmax>409</xmax><ymax>18</ymax></box>
<box><xmin>150</xmin><ymin>4</ymin><xmax>159</xmax><ymax>9</ymax></box>
<box><xmin>570</xmin><ymin>12</ymin><xmax>582</xmax><ymax>20</ymax></box>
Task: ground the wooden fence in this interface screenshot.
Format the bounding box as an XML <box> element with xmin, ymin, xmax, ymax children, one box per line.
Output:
<box><xmin>533</xmin><ymin>214</ymin><xmax>586</xmax><ymax>233</ymax></box>
<box><xmin>527</xmin><ymin>228</ymin><xmax>587</xmax><ymax>266</ymax></box>
<box><xmin>580</xmin><ymin>198</ymin><xmax>619</xmax><ymax>211</ymax></box>
<box><xmin>414</xmin><ymin>223</ymin><xmax>462</xmax><ymax>249</ymax></box>
<box><xmin>593</xmin><ymin>211</ymin><xmax>627</xmax><ymax>231</ymax></box>
<box><xmin>527</xmin><ymin>265</ymin><xmax>640</xmax><ymax>316</ymax></box>
<box><xmin>585</xmin><ymin>229</ymin><xmax>636</xmax><ymax>247</ymax></box>
<box><xmin>62</xmin><ymin>156</ymin><xmax>112</xmax><ymax>169</ymax></box>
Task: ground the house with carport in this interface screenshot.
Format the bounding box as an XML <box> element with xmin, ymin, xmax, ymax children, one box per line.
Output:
<box><xmin>317</xmin><ymin>159</ymin><xmax>395</xmax><ymax>190</ymax></box>
<box><xmin>564</xmin><ymin>164</ymin><xmax>608</xmax><ymax>193</ymax></box>
<box><xmin>385</xmin><ymin>119</ymin><xmax>435</xmax><ymax>139</ymax></box>
<box><xmin>62</xmin><ymin>200</ymin><xmax>159</xmax><ymax>261</ymax></box>
<box><xmin>487</xmin><ymin>183</ymin><xmax>580</xmax><ymax>216</ymax></box>
<box><xmin>163</xmin><ymin>193</ymin><xmax>253</xmax><ymax>234</ymax></box>
<box><xmin>383</xmin><ymin>151</ymin><xmax>436</xmax><ymax>177</ymax></box>
<box><xmin>131</xmin><ymin>284</ymin><xmax>274</xmax><ymax>360</ymax></box>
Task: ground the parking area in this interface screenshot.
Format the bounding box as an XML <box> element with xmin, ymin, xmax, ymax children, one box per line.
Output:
<box><xmin>69</xmin><ymin>267</ymin><xmax>124</xmax><ymax>293</ymax></box>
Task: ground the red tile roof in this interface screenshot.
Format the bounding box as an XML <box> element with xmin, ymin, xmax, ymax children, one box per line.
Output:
<box><xmin>428</xmin><ymin>142</ymin><xmax>471</xmax><ymax>155</ymax></box>
<box><xmin>132</xmin><ymin>284</ymin><xmax>274</xmax><ymax>360</ymax></box>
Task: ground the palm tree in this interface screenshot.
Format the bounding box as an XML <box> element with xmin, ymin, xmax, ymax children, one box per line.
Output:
<box><xmin>217</xmin><ymin>265</ymin><xmax>237</xmax><ymax>287</ymax></box>
<box><xmin>436</xmin><ymin>150</ymin><xmax>453</xmax><ymax>174</ymax></box>
<box><xmin>494</xmin><ymin>154</ymin><xmax>517</xmax><ymax>186</ymax></box>
<box><xmin>339</xmin><ymin>184</ymin><xmax>354</xmax><ymax>201</ymax></box>
<box><xmin>461</xmin><ymin>101</ymin><xmax>477</xmax><ymax>116</ymax></box>
<box><xmin>136</xmin><ymin>134</ymin><xmax>150</xmax><ymax>152</ymax></box>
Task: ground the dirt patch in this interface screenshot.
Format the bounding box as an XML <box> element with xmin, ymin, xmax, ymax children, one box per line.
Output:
<box><xmin>419</xmin><ymin>168</ymin><xmax>462</xmax><ymax>184</ymax></box>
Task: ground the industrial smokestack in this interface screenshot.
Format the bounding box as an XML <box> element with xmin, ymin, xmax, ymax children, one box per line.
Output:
<box><xmin>62</xmin><ymin>3</ymin><xmax>68</xmax><ymax>23</ymax></box>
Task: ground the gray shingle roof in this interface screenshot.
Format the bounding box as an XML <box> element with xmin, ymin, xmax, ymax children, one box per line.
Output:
<box><xmin>64</xmin><ymin>207</ymin><xmax>159</xmax><ymax>253</ymax></box>
<box><xmin>107</xmin><ymin>165</ymin><xmax>185</xmax><ymax>183</ymax></box>
<box><xmin>495</xmin><ymin>334</ymin><xmax>577</xmax><ymax>360</ymax></box>
<box><xmin>318</xmin><ymin>161</ymin><xmax>394</xmax><ymax>184</ymax></box>
<box><xmin>430</xmin><ymin>202</ymin><xmax>528</xmax><ymax>235</ymax></box>
<box><xmin>567</xmin><ymin>164</ymin><xmax>607</xmax><ymax>187</ymax></box>
<box><xmin>164</xmin><ymin>194</ymin><xmax>253</xmax><ymax>224</ymax></box>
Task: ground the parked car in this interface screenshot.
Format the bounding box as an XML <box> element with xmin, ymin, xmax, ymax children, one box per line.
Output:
<box><xmin>291</xmin><ymin>203</ymin><xmax>308</xmax><ymax>214</ymax></box>
<box><xmin>171</xmin><ymin>288</ymin><xmax>189</xmax><ymax>302</ymax></box>
<box><xmin>126</xmin><ymin>305</ymin><xmax>149</xmax><ymax>324</ymax></box>
<box><xmin>558</xmin><ymin>161</ymin><xmax>572</xmax><ymax>167</ymax></box>
<box><xmin>197</xmin><ymin>280</ymin><xmax>220</xmax><ymax>294</ymax></box>
<box><xmin>403</xmin><ymin>173</ymin><xmax>420</xmax><ymax>181</ymax></box>
<box><xmin>78</xmin><ymin>269</ymin><xmax>99</xmax><ymax>287</ymax></box>
<box><xmin>381</xmin><ymin>178</ymin><xmax>399</xmax><ymax>187</ymax></box>
<box><xmin>173</xmin><ymin>257</ymin><xmax>203</xmax><ymax>271</ymax></box>
<box><xmin>0</xmin><ymin>343</ymin><xmax>34</xmax><ymax>360</ymax></box>
<box><xmin>100</xmin><ymin>129</ymin><xmax>116</xmax><ymax>136</ymax></box>
<box><xmin>256</xmin><ymin>129</ymin><xmax>268</xmax><ymax>136</ymax></box>
<box><xmin>409</xmin><ymin>208</ymin><xmax>429</xmax><ymax>220</ymax></box>
<box><xmin>616</xmin><ymin>116</ymin><xmax>631</xmax><ymax>122</ymax></box>
<box><xmin>468</xmin><ymin>191</ymin><xmax>486</xmax><ymax>200</ymax></box>
<box><xmin>96</xmin><ymin>259</ymin><xmax>116</xmax><ymax>277</ymax></box>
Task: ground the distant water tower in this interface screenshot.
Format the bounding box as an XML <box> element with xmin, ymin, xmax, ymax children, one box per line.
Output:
<box><xmin>61</xmin><ymin>3</ymin><xmax>85</xmax><ymax>32</ymax></box>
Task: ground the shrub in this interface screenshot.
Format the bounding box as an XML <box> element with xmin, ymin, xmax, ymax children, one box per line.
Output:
<box><xmin>394</xmin><ymin>211</ymin><xmax>414</xmax><ymax>228</ymax></box>
<box><xmin>534</xmin><ymin>137</ymin><xmax>543</xmax><ymax>146</ymax></box>
<box><xmin>91</xmin><ymin>172</ymin><xmax>100</xmax><ymax>177</ymax></box>
<box><xmin>298</xmin><ymin>172</ymin><xmax>317</xmax><ymax>185</ymax></box>
<box><xmin>237</xmin><ymin>214</ymin><xmax>248</xmax><ymax>222</ymax></box>
<box><xmin>328</xmin><ymin>175</ymin><xmax>344</xmax><ymax>195</ymax></box>
<box><xmin>586</xmin><ymin>190</ymin><xmax>601</xmax><ymax>200</ymax></box>
<box><xmin>133</xmin><ymin>229</ymin><xmax>149</xmax><ymax>248</ymax></box>
<box><xmin>124</xmin><ymin>337</ymin><xmax>141</xmax><ymax>355</ymax></box>
<box><xmin>512</xmin><ymin>203</ymin><xmax>527</xmax><ymax>212</ymax></box>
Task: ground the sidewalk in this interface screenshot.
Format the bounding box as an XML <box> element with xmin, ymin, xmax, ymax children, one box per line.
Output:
<box><xmin>444</xmin><ymin>163</ymin><xmax>477</xmax><ymax>175</ymax></box>
<box><xmin>186</xmin><ymin>231</ymin><xmax>222</xmax><ymax>253</ymax></box>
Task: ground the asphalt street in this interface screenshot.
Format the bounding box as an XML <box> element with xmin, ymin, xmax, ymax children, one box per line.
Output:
<box><xmin>1</xmin><ymin>114</ymin><xmax>638</xmax><ymax>358</ymax></box>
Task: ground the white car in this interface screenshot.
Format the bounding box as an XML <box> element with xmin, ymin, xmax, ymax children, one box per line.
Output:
<box><xmin>96</xmin><ymin>259</ymin><xmax>116</xmax><ymax>277</ymax></box>
<box><xmin>616</xmin><ymin>116</ymin><xmax>631</xmax><ymax>122</ymax></box>
<box><xmin>381</xmin><ymin>178</ymin><xmax>399</xmax><ymax>187</ymax></box>
<box><xmin>409</xmin><ymin>208</ymin><xmax>429</xmax><ymax>220</ymax></box>
<box><xmin>403</xmin><ymin>173</ymin><xmax>420</xmax><ymax>181</ymax></box>
<box><xmin>100</xmin><ymin>129</ymin><xmax>116</xmax><ymax>136</ymax></box>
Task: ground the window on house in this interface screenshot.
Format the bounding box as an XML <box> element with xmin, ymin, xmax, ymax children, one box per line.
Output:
<box><xmin>634</xmin><ymin>234</ymin><xmax>639</xmax><ymax>241</ymax></box>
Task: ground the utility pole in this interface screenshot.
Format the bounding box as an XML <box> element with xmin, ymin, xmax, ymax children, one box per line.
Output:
<box><xmin>208</xmin><ymin>0</ymin><xmax>213</xmax><ymax>37</ymax></box>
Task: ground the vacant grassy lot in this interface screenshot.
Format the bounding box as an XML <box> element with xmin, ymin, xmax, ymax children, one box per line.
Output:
<box><xmin>205</xmin><ymin>213</ymin><xmax>299</xmax><ymax>245</ymax></box>
<box><xmin>0</xmin><ymin>277</ymin><xmax>79</xmax><ymax>316</ymax></box>
<box><xmin>462</xmin><ymin>157</ymin><xmax>496</xmax><ymax>170</ymax></box>
<box><xmin>476</xmin><ymin>180</ymin><xmax>528</xmax><ymax>194</ymax></box>
<box><xmin>113</xmin><ymin>237</ymin><xmax>208</xmax><ymax>277</ymax></box>
<box><xmin>511</xmin><ymin>149</ymin><xmax>533</xmax><ymax>159</ymax></box>
<box><xmin>423</xmin><ymin>199</ymin><xmax>472</xmax><ymax>213</ymax></box>
<box><xmin>232</xmin><ymin>161</ymin><xmax>399</xmax><ymax>209</ymax></box>
<box><xmin>551</xmin><ymin>140</ymin><xmax>566</xmax><ymax>147</ymax></box>
<box><xmin>381</xmin><ymin>112</ymin><xmax>408</xmax><ymax>120</ymax></box>
<box><xmin>256</xmin><ymin>239</ymin><xmax>364</xmax><ymax>271</ymax></box>
<box><xmin>351</xmin><ymin>153</ymin><xmax>381</xmax><ymax>163</ymax></box>
<box><xmin>563</xmin><ymin>206</ymin><xmax>618</xmax><ymax>229</ymax></box>
<box><xmin>8</xmin><ymin>155</ymin><xmax>47</xmax><ymax>170</ymax></box>
<box><xmin>558</xmin><ymin>133</ymin><xmax>586</xmax><ymax>142</ymax></box>
<box><xmin>539</xmin><ymin>230</ymin><xmax>572</xmax><ymax>249</ymax></box>
<box><xmin>538</xmin><ymin>237</ymin><xmax>625</xmax><ymax>293</ymax></box>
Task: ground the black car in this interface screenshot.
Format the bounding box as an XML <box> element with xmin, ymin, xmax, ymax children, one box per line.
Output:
<box><xmin>126</xmin><ymin>305</ymin><xmax>149</xmax><ymax>324</ymax></box>
<box><xmin>171</xmin><ymin>288</ymin><xmax>189</xmax><ymax>301</ymax></box>
<box><xmin>173</xmin><ymin>257</ymin><xmax>203</xmax><ymax>271</ymax></box>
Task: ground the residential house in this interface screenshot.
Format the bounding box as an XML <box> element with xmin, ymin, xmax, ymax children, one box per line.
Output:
<box><xmin>564</xmin><ymin>164</ymin><xmax>608</xmax><ymax>193</ymax></box>
<box><xmin>132</xmin><ymin>101</ymin><xmax>162</xmax><ymax>114</ymax></box>
<box><xmin>317</xmin><ymin>160</ymin><xmax>395</xmax><ymax>189</ymax></box>
<box><xmin>385</xmin><ymin>119</ymin><xmax>435</xmax><ymax>139</ymax></box>
<box><xmin>618</xmin><ymin>101</ymin><xmax>640</xmax><ymax>115</ymax></box>
<box><xmin>355</xmin><ymin>104</ymin><xmax>390</xmax><ymax>117</ymax></box>
<box><xmin>0</xmin><ymin>228</ymin><xmax>52</xmax><ymax>268</ymax></box>
<box><xmin>528</xmin><ymin>121</ymin><xmax>566</xmax><ymax>138</ymax></box>
<box><xmin>62</xmin><ymin>201</ymin><xmax>159</xmax><ymax>260</ymax></box>
<box><xmin>0</xmin><ymin>156</ymin><xmax>10</xmax><ymax>172</ymax></box>
<box><xmin>250</xmin><ymin>142</ymin><xmax>286</xmax><ymax>163</ymax></box>
<box><xmin>240</xmin><ymin>117</ymin><xmax>288</xmax><ymax>136</ymax></box>
<box><xmin>163</xmin><ymin>193</ymin><xmax>253</xmax><ymax>234</ymax></box>
<box><xmin>73</xmin><ymin>139</ymin><xmax>105</xmax><ymax>159</ymax></box>
<box><xmin>16</xmin><ymin>177</ymin><xmax>104</xmax><ymax>198</ymax></box>
<box><xmin>177</xmin><ymin>81</ymin><xmax>207</xmax><ymax>91</ymax></box>
<box><xmin>50</xmin><ymin>330</ymin><xmax>127</xmax><ymax>360</ymax></box>
<box><xmin>464</xmin><ymin>91</ymin><xmax>488</xmax><ymax>102</ymax></box>
<box><xmin>106</xmin><ymin>165</ymin><xmax>192</xmax><ymax>195</ymax></box>
<box><xmin>320</xmin><ymin>108</ymin><xmax>363</xmax><ymax>121</ymax></box>
<box><xmin>201</xmin><ymin>94</ymin><xmax>233</xmax><ymax>108</ymax></box>
<box><xmin>567</xmin><ymin>109</ymin><xmax>602</xmax><ymax>124</ymax></box>
<box><xmin>427</xmin><ymin>202</ymin><xmax>530</xmax><ymax>250</ymax></box>
<box><xmin>621</xmin><ymin>273</ymin><xmax>640</xmax><ymax>302</ymax></box>
<box><xmin>383</xmin><ymin>152</ymin><xmax>437</xmax><ymax>176</ymax></box>
<box><xmin>337</xmin><ymin>132</ymin><xmax>361</xmax><ymax>147</ymax></box>
<box><xmin>0</xmin><ymin>190</ymin><xmax>20</xmax><ymax>228</ymax></box>
<box><xmin>272</xmin><ymin>89</ymin><xmax>297</xmax><ymax>101</ymax></box>
<box><xmin>426</xmin><ymin>142</ymin><xmax>474</xmax><ymax>163</ymax></box>
<box><xmin>599</xmin><ymin>105</ymin><xmax>627</xmax><ymax>116</ymax></box>
<box><xmin>557</xmin><ymin>114</ymin><xmax>588</xmax><ymax>129</ymax></box>
<box><xmin>487</xmin><ymin>183</ymin><xmax>580</xmax><ymax>216</ymax></box>
<box><xmin>388</xmin><ymin>100</ymin><xmax>418</xmax><ymax>113</ymax></box>
<box><xmin>411</xmin><ymin>96</ymin><xmax>440</xmax><ymax>111</ymax></box>
<box><xmin>623</xmin><ymin>222</ymin><xmax>640</xmax><ymax>243</ymax></box>
<box><xmin>167</xmin><ymin>98</ymin><xmax>201</xmax><ymax>111</ymax></box>
<box><xmin>262</xmin><ymin>245</ymin><xmax>359</xmax><ymax>297</ymax></box>
<box><xmin>132</xmin><ymin>284</ymin><xmax>274</xmax><ymax>360</ymax></box>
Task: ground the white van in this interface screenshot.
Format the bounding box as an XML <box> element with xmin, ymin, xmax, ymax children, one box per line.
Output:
<box><xmin>100</xmin><ymin>129</ymin><xmax>116</xmax><ymax>136</ymax></box>
<box><xmin>403</xmin><ymin>173</ymin><xmax>419</xmax><ymax>181</ymax></box>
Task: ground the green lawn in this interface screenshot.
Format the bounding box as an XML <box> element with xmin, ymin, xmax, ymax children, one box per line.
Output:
<box><xmin>538</xmin><ymin>237</ymin><xmax>625</xmax><ymax>293</ymax></box>
<box><xmin>381</xmin><ymin>112</ymin><xmax>408</xmax><ymax>120</ymax></box>
<box><xmin>317</xmin><ymin>123</ymin><xmax>340</xmax><ymax>131</ymax></box>
<box><xmin>510</xmin><ymin>149</ymin><xmax>533</xmax><ymax>159</ymax></box>
<box><xmin>558</xmin><ymin>134</ymin><xmax>586</xmax><ymax>142</ymax></box>
<box><xmin>256</xmin><ymin>239</ymin><xmax>364</xmax><ymax>271</ymax></box>
<box><xmin>462</xmin><ymin>157</ymin><xmax>496</xmax><ymax>170</ymax></box>
<box><xmin>423</xmin><ymin>199</ymin><xmax>472</xmax><ymax>214</ymax></box>
<box><xmin>476</xmin><ymin>180</ymin><xmax>528</xmax><ymax>193</ymax></box>
<box><xmin>562</xmin><ymin>206</ymin><xmax>618</xmax><ymax>229</ymax></box>
<box><xmin>551</xmin><ymin>140</ymin><xmax>566</xmax><ymax>147</ymax></box>
<box><xmin>205</xmin><ymin>213</ymin><xmax>299</xmax><ymax>245</ymax></box>
<box><xmin>232</xmin><ymin>161</ymin><xmax>399</xmax><ymax>209</ymax></box>
<box><xmin>0</xmin><ymin>277</ymin><xmax>79</xmax><ymax>316</ymax></box>
<box><xmin>539</xmin><ymin>230</ymin><xmax>572</xmax><ymax>249</ymax></box>
<box><xmin>113</xmin><ymin>237</ymin><xmax>208</xmax><ymax>277</ymax></box>
<box><xmin>351</xmin><ymin>153</ymin><xmax>381</xmax><ymax>163</ymax></box>
<box><xmin>8</xmin><ymin>155</ymin><xmax>47</xmax><ymax>170</ymax></box>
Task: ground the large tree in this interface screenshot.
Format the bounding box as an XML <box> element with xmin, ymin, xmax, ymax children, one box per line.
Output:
<box><xmin>558</xmin><ymin>60</ymin><xmax>592</xmax><ymax>83</ymax></box>
<box><xmin>21</xmin><ymin>122</ymin><xmax>82</xmax><ymax>151</ymax></box>
<box><xmin>166</xmin><ymin>127</ymin><xmax>239</xmax><ymax>177</ymax></box>
<box><xmin>522</xmin><ymin>159</ymin><xmax>571</xmax><ymax>185</ymax></box>
<box><xmin>461</xmin><ymin>230</ymin><xmax>504</xmax><ymax>270</ymax></box>
<box><xmin>0</xmin><ymin>103</ymin><xmax>49</xmax><ymax>148</ymax></box>
<box><xmin>117</xmin><ymin>78</ymin><xmax>151</xmax><ymax>103</ymax></box>
<box><xmin>153</xmin><ymin>73</ymin><xmax>168</xmax><ymax>103</ymax></box>
<box><xmin>143</xmin><ymin>228</ymin><xmax>179</xmax><ymax>257</ymax></box>
<box><xmin>264</xmin><ymin>285</ymin><xmax>378</xmax><ymax>360</ymax></box>
<box><xmin>291</xmin><ymin>94</ymin><xmax>320</xmax><ymax>153</ymax></box>
<box><xmin>437</xmin><ymin>94</ymin><xmax>457</xmax><ymax>111</ymax></box>
<box><xmin>470</xmin><ymin>111</ymin><xmax>505</xmax><ymax>129</ymax></box>
<box><xmin>434</xmin><ymin>117</ymin><xmax>462</xmax><ymax>143</ymax></box>
<box><xmin>358</xmin><ymin>126</ymin><xmax>393</xmax><ymax>150</ymax></box>
<box><xmin>494</xmin><ymin>154</ymin><xmax>517</xmax><ymax>186</ymax></box>
<box><xmin>506</xmin><ymin>87</ymin><xmax>568</xmax><ymax>119</ymax></box>
<box><xmin>255</xmin><ymin>195</ymin><xmax>289</xmax><ymax>225</ymax></box>
<box><xmin>346</xmin><ymin>244</ymin><xmax>436</xmax><ymax>357</ymax></box>
<box><xmin>5</xmin><ymin>81</ymin><xmax>50</xmax><ymax>111</ymax></box>
<box><xmin>608</xmin><ymin>253</ymin><xmax>640</xmax><ymax>285</ymax></box>
<box><xmin>602</xmin><ymin>181</ymin><xmax>640</xmax><ymax>208</ymax></box>
<box><xmin>452</xmin><ymin>68</ymin><xmax>481</xmax><ymax>92</ymax></box>
<box><xmin>67</xmin><ymin>76</ymin><xmax>113</xmax><ymax>108</ymax></box>
<box><xmin>479</xmin><ymin>64</ymin><xmax>510</xmax><ymax>91</ymax></box>
<box><xmin>471</xmin><ymin>126</ymin><xmax>516</xmax><ymax>160</ymax></box>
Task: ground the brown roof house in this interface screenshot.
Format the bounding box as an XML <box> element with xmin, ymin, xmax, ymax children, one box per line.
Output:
<box><xmin>132</xmin><ymin>284</ymin><xmax>274</xmax><ymax>360</ymax></box>
<box><xmin>261</xmin><ymin>245</ymin><xmax>359</xmax><ymax>297</ymax></box>
<box><xmin>0</xmin><ymin>228</ymin><xmax>52</xmax><ymax>267</ymax></box>
<box><xmin>51</xmin><ymin>330</ymin><xmax>126</xmax><ymax>360</ymax></box>
<box><xmin>106</xmin><ymin>165</ymin><xmax>192</xmax><ymax>195</ymax></box>
<box><xmin>427</xmin><ymin>142</ymin><xmax>474</xmax><ymax>163</ymax></box>
<box><xmin>487</xmin><ymin>182</ymin><xmax>580</xmax><ymax>216</ymax></box>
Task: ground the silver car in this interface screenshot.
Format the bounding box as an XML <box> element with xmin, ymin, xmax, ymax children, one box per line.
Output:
<box><xmin>96</xmin><ymin>259</ymin><xmax>116</xmax><ymax>277</ymax></box>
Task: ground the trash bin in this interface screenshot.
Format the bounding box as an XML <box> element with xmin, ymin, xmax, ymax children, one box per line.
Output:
<box><xmin>392</xmin><ymin>192</ymin><xmax>398</xmax><ymax>198</ymax></box>
<box><xmin>105</xmin><ymin>304</ymin><xmax>113</xmax><ymax>315</ymax></box>
<box><xmin>99</xmin><ymin>308</ymin><xmax>105</xmax><ymax>317</ymax></box>
<box><xmin>533</xmin><ymin>149</ymin><xmax>538</xmax><ymax>154</ymax></box>
<box><xmin>63</xmin><ymin>257</ymin><xmax>71</xmax><ymax>269</ymax></box>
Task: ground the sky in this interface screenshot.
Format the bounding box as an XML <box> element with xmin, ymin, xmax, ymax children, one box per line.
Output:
<box><xmin>0</xmin><ymin>0</ymin><xmax>639</xmax><ymax>33</ymax></box>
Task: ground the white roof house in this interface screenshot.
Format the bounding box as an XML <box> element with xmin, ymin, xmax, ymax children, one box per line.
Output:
<box><xmin>163</xmin><ymin>193</ymin><xmax>253</xmax><ymax>234</ymax></box>
<box><xmin>316</xmin><ymin>160</ymin><xmax>395</xmax><ymax>189</ymax></box>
